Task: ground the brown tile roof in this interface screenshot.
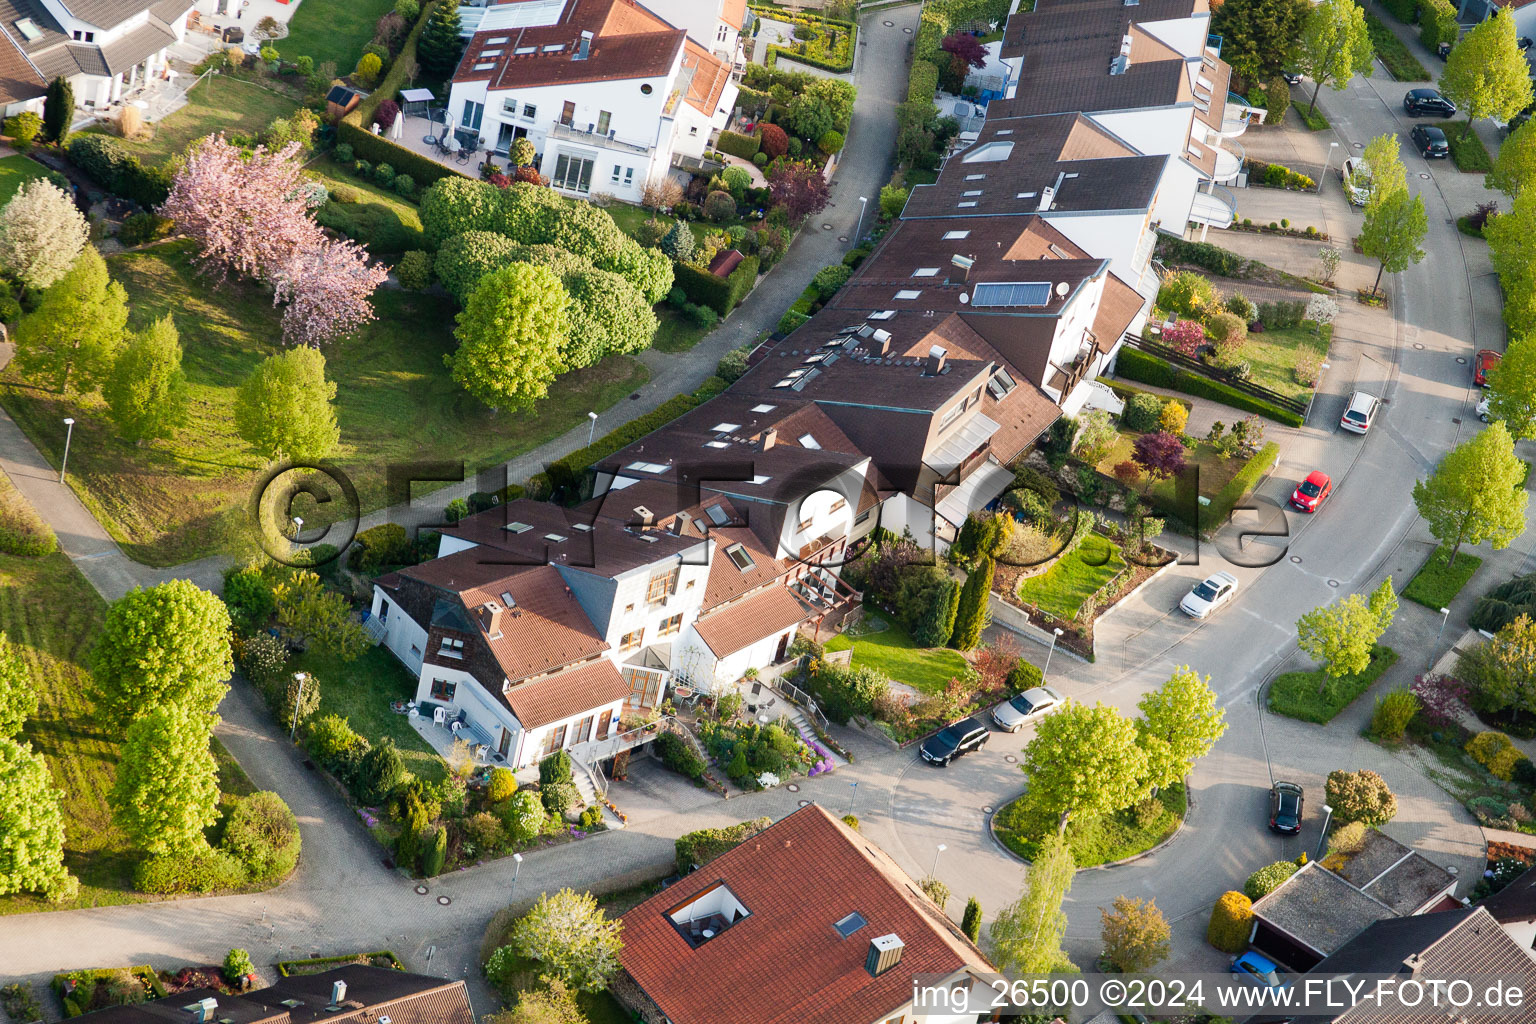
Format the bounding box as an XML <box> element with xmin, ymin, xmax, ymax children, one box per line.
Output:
<box><xmin>441</xmin><ymin>498</ymin><xmax>701</xmax><ymax>577</ymax></box>
<box><xmin>1092</xmin><ymin>271</ymin><xmax>1147</xmax><ymax>350</ymax></box>
<box><xmin>721</xmin><ymin>0</ymin><xmax>748</xmax><ymax>30</ymax></box>
<box><xmin>458</xmin><ymin>565</ymin><xmax>611</xmax><ymax>679</ymax></box>
<box><xmin>702</xmin><ymin>524</ymin><xmax>792</xmax><ymax>610</ymax></box>
<box><xmin>620</xmin><ymin>805</ymin><xmax>991</xmax><ymax>1024</ymax></box>
<box><xmin>693</xmin><ymin>584</ymin><xmax>811</xmax><ymax>657</ymax></box>
<box><xmin>502</xmin><ymin>656</ymin><xmax>631</xmax><ymax>728</ymax></box>
<box><xmin>454</xmin><ymin>0</ymin><xmax>684</xmax><ymax>90</ymax></box>
<box><xmin>0</xmin><ymin>30</ymin><xmax>45</xmax><ymax>105</ymax></box>
<box><xmin>682</xmin><ymin>38</ymin><xmax>730</xmax><ymax>115</ymax></box>
<box><xmin>707</xmin><ymin>248</ymin><xmax>744</xmax><ymax>277</ymax></box>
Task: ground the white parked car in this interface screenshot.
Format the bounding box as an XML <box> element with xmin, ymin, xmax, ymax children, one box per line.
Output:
<box><xmin>1340</xmin><ymin>157</ymin><xmax>1371</xmax><ymax>206</ymax></box>
<box><xmin>1180</xmin><ymin>571</ymin><xmax>1239</xmax><ymax>618</ymax></box>
<box><xmin>1340</xmin><ymin>390</ymin><xmax>1380</xmax><ymax>435</ymax></box>
<box><xmin>990</xmin><ymin>686</ymin><xmax>1064</xmax><ymax>732</ymax></box>
<box><xmin>1478</xmin><ymin>395</ymin><xmax>1490</xmax><ymax>422</ymax></box>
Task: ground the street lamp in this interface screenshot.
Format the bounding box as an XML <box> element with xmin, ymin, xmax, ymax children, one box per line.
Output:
<box><xmin>1316</xmin><ymin>803</ymin><xmax>1334</xmax><ymax>860</ymax></box>
<box><xmin>511</xmin><ymin>851</ymin><xmax>524</xmax><ymax>899</ymax></box>
<box><xmin>59</xmin><ymin>417</ymin><xmax>75</xmax><ymax>484</ymax></box>
<box><xmin>1317</xmin><ymin>141</ymin><xmax>1339</xmax><ymax>194</ymax></box>
<box><xmin>587</xmin><ymin>410</ymin><xmax>598</xmax><ymax>445</ymax></box>
<box><xmin>292</xmin><ymin>516</ymin><xmax>304</xmax><ymax>541</ymax></box>
<box><xmin>1043</xmin><ymin>627</ymin><xmax>1064</xmax><ymax>680</ymax></box>
<box><xmin>854</xmin><ymin>195</ymin><xmax>868</xmax><ymax>244</ymax></box>
<box><xmin>848</xmin><ymin>780</ymin><xmax>858</xmax><ymax>815</ymax></box>
<box><xmin>931</xmin><ymin>843</ymin><xmax>947</xmax><ymax>877</ymax></box>
<box><xmin>1428</xmin><ymin>606</ymin><xmax>1451</xmax><ymax>672</ymax></box>
<box><xmin>289</xmin><ymin>672</ymin><xmax>308</xmax><ymax>739</ymax></box>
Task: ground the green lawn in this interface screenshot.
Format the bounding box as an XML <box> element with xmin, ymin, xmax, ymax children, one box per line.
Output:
<box><xmin>1403</xmin><ymin>545</ymin><xmax>1483</xmax><ymax>609</ymax></box>
<box><xmin>0</xmin><ymin>153</ymin><xmax>51</xmax><ymax>205</ymax></box>
<box><xmin>823</xmin><ymin>618</ymin><xmax>971</xmax><ymax>695</ymax></box>
<box><xmin>1014</xmin><ymin>534</ymin><xmax>1126</xmax><ymax>619</ymax></box>
<box><xmin>605</xmin><ymin>201</ymin><xmax>715</xmax><ymax>245</ymax></box>
<box><xmin>114</xmin><ymin>75</ymin><xmax>298</xmax><ymax>167</ymax></box>
<box><xmin>0</xmin><ymin>241</ymin><xmax>650</xmax><ymax>565</ymax></box>
<box><xmin>1096</xmin><ymin>433</ymin><xmax>1246</xmax><ymax>504</ymax></box>
<box><xmin>292</xmin><ymin>645</ymin><xmax>445</xmax><ymax>785</ymax></box>
<box><xmin>0</xmin><ymin>548</ymin><xmax>254</xmax><ymax>914</ymax></box>
<box><xmin>281</xmin><ymin>0</ymin><xmax>397</xmax><ymax>72</ymax></box>
<box><xmin>994</xmin><ymin>784</ymin><xmax>1185</xmax><ymax>866</ymax></box>
<box><xmin>1268</xmin><ymin>645</ymin><xmax>1399</xmax><ymax>724</ymax></box>
<box><xmin>653</xmin><ymin>308</ymin><xmax>714</xmax><ymax>352</ymax></box>
<box><xmin>1242</xmin><ymin>323</ymin><xmax>1332</xmax><ymax>403</ymax></box>
<box><xmin>309</xmin><ymin>154</ymin><xmax>428</xmax><ymax>254</ymax></box>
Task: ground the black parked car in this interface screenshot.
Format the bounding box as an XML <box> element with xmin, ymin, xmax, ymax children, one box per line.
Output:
<box><xmin>920</xmin><ymin>717</ymin><xmax>989</xmax><ymax>766</ymax></box>
<box><xmin>1269</xmin><ymin>781</ymin><xmax>1304</xmax><ymax>835</ymax></box>
<box><xmin>1281</xmin><ymin>69</ymin><xmax>1303</xmax><ymax>85</ymax></box>
<box><xmin>1404</xmin><ymin>88</ymin><xmax>1457</xmax><ymax>117</ymax></box>
<box><xmin>1411</xmin><ymin>124</ymin><xmax>1450</xmax><ymax>158</ymax></box>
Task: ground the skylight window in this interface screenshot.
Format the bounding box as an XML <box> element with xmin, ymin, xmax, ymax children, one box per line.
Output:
<box><xmin>896</xmin><ymin>289</ymin><xmax>922</xmax><ymax>300</ymax></box>
<box><xmin>1016</xmin><ymin>192</ymin><xmax>1037</xmax><ymax>200</ymax></box>
<box><xmin>473</xmin><ymin>62</ymin><xmax>496</xmax><ymax>71</ymax></box>
<box><xmin>704</xmin><ymin>504</ymin><xmax>730</xmax><ymax>526</ymax></box>
<box><xmin>963</xmin><ymin>141</ymin><xmax>1014</xmax><ymax>162</ymax></box>
<box><xmin>514</xmin><ymin>45</ymin><xmax>537</xmax><ymax>54</ymax></box>
<box><xmin>995</xmin><ymin>129</ymin><xmax>1014</xmax><ymax>136</ymax></box>
<box><xmin>833</xmin><ymin>912</ymin><xmax>868</xmax><ymax>939</ymax></box>
<box><xmin>572</xmin><ymin>523</ymin><xmax>592</xmax><ymax>532</ymax></box>
<box><xmin>504</xmin><ymin>522</ymin><xmax>533</xmax><ymax>534</ymax></box>
<box><xmin>13</xmin><ymin>18</ymin><xmax>40</xmax><ymax>40</ymax></box>
<box><xmin>480</xmin><ymin>49</ymin><xmax>502</xmax><ymax>57</ymax></box>
<box><xmin>958</xmin><ymin>201</ymin><xmax>978</xmax><ymax>208</ymax></box>
<box><xmin>625</xmin><ymin>461</ymin><xmax>668</xmax><ymax>474</ymax></box>
<box><xmin>798</xmin><ymin>433</ymin><xmax>821</xmax><ymax>449</ymax></box>
<box><xmin>869</xmin><ymin>310</ymin><xmax>897</xmax><ymax>321</ymax></box>
<box><xmin>987</xmin><ymin>367</ymin><xmax>1018</xmax><ymax>399</ymax></box>
<box><xmin>964</xmin><ymin>174</ymin><xmax>986</xmax><ymax>181</ymax></box>
<box><xmin>725</xmin><ymin>543</ymin><xmax>756</xmax><ymax>570</ymax></box>
<box><xmin>703</xmin><ymin>440</ymin><xmax>730</xmax><ymax>448</ymax></box>
<box><xmin>943</xmin><ymin>230</ymin><xmax>970</xmax><ymax>240</ymax></box>
<box><xmin>544</xmin><ymin>533</ymin><xmax>567</xmax><ymax>543</ymax></box>
<box><xmin>542</xmin><ymin>43</ymin><xmax>564</xmax><ymax>52</ymax></box>
<box><xmin>963</xmin><ymin>189</ymin><xmax>983</xmax><ymax>196</ymax></box>
<box><xmin>750</xmin><ymin>404</ymin><xmax>776</xmax><ymax>413</ymax></box>
<box><xmin>912</xmin><ymin>268</ymin><xmax>940</xmax><ymax>277</ymax></box>
<box><xmin>751</xmin><ymin>475</ymin><xmax>770</xmax><ymax>485</ymax></box>
<box><xmin>711</xmin><ymin>422</ymin><xmax>741</xmax><ymax>433</ymax></box>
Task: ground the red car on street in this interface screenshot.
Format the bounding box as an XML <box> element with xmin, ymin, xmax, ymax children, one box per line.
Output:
<box><xmin>1290</xmin><ymin>470</ymin><xmax>1332</xmax><ymax>513</ymax></box>
<box><xmin>1476</xmin><ymin>349</ymin><xmax>1502</xmax><ymax>387</ymax></box>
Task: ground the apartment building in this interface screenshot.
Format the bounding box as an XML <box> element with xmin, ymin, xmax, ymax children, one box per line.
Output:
<box><xmin>447</xmin><ymin>0</ymin><xmax>737</xmax><ymax>202</ymax></box>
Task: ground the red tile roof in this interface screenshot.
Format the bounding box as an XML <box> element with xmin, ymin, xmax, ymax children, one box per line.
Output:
<box><xmin>458</xmin><ymin>565</ymin><xmax>610</xmax><ymax>679</ymax></box>
<box><xmin>620</xmin><ymin>805</ymin><xmax>991</xmax><ymax>1024</ymax></box>
<box><xmin>502</xmin><ymin>657</ymin><xmax>631</xmax><ymax>728</ymax></box>
<box><xmin>692</xmin><ymin>585</ymin><xmax>811</xmax><ymax>658</ymax></box>
<box><xmin>454</xmin><ymin>0</ymin><xmax>683</xmax><ymax>91</ymax></box>
<box><xmin>681</xmin><ymin>38</ymin><xmax>731</xmax><ymax>115</ymax></box>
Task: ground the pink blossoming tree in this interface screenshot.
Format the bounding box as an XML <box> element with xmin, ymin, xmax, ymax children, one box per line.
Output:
<box><xmin>1162</xmin><ymin>319</ymin><xmax>1206</xmax><ymax>358</ymax></box>
<box><xmin>273</xmin><ymin>236</ymin><xmax>389</xmax><ymax>348</ymax></box>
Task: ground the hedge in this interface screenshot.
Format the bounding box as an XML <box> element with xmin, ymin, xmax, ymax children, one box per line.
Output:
<box><xmin>1113</xmin><ymin>348</ymin><xmax>1305</xmax><ymax>427</ymax></box>
<box><xmin>909</xmin><ymin>59</ymin><xmax>939</xmax><ymax>103</ymax></box>
<box><xmin>764</xmin><ymin>17</ymin><xmax>858</xmax><ymax>73</ymax></box>
<box><xmin>1381</xmin><ymin>0</ymin><xmax>1420</xmax><ymax>23</ymax></box>
<box><xmin>716</xmin><ymin>129</ymin><xmax>760</xmax><ymax>160</ymax></box>
<box><xmin>675</xmin><ymin>816</ymin><xmax>773</xmax><ymax>874</ymax></box>
<box><xmin>1153</xmin><ymin>235</ymin><xmax>1257</xmax><ymax>278</ymax></box>
<box><xmin>673</xmin><ymin>257</ymin><xmax>759</xmax><ymax>316</ymax></box>
<box><xmin>1419</xmin><ymin>0</ymin><xmax>1457</xmax><ymax>50</ymax></box>
<box><xmin>1202</xmin><ymin>443</ymin><xmax>1281</xmax><ymax>529</ymax></box>
<box><xmin>66</xmin><ymin>135</ymin><xmax>172</xmax><ymax>208</ymax></box>
<box><xmin>338</xmin><ymin>2</ymin><xmax>467</xmax><ymax>193</ymax></box>
<box><xmin>275</xmin><ymin>952</ymin><xmax>405</xmax><ymax>977</ymax></box>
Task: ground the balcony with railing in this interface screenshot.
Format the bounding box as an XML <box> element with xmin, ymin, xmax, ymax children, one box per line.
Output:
<box><xmin>1189</xmin><ymin>183</ymin><xmax>1237</xmax><ymax>229</ymax></box>
<box><xmin>547</xmin><ymin>120</ymin><xmax>654</xmax><ymax>156</ymax></box>
<box><xmin>1210</xmin><ymin>135</ymin><xmax>1244</xmax><ymax>183</ymax></box>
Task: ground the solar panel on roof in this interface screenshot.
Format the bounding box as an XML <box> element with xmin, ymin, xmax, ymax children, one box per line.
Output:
<box><xmin>970</xmin><ymin>282</ymin><xmax>1052</xmax><ymax>307</ymax></box>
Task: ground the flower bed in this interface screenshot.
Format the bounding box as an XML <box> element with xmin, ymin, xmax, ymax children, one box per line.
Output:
<box><xmin>695</xmin><ymin>715</ymin><xmax>824</xmax><ymax>790</ymax></box>
<box><xmin>752</xmin><ymin>8</ymin><xmax>858</xmax><ymax>72</ymax></box>
<box><xmin>52</xmin><ymin>968</ymin><xmax>166</xmax><ymax>1018</ymax></box>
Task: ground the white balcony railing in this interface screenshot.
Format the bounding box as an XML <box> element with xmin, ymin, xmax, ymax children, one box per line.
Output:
<box><xmin>1189</xmin><ymin>184</ymin><xmax>1237</xmax><ymax>229</ymax></box>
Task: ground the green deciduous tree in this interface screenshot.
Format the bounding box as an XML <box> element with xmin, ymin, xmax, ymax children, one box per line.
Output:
<box><xmin>1440</xmin><ymin>10</ymin><xmax>1533</xmax><ymax>141</ymax></box>
<box><xmin>447</xmin><ymin>263</ymin><xmax>569</xmax><ymax>410</ymax></box>
<box><xmin>1360</xmin><ymin>188</ymin><xmax>1427</xmax><ymax>293</ymax></box>
<box><xmin>1413</xmin><ymin>421</ymin><xmax>1528</xmax><ymax>566</ymax></box>
<box><xmin>1136</xmin><ymin>666</ymin><xmax>1227</xmax><ymax>791</ymax></box>
<box><xmin>1211</xmin><ymin>0</ymin><xmax>1311</xmax><ymax>84</ymax></box>
<box><xmin>987</xmin><ymin>831</ymin><xmax>1076</xmax><ymax>974</ymax></box>
<box><xmin>510</xmin><ymin>887</ymin><xmax>624</xmax><ymax>992</ymax></box>
<box><xmin>1487</xmin><ymin>338</ymin><xmax>1536</xmax><ymax>440</ymax></box>
<box><xmin>42</xmin><ymin>77</ymin><xmax>71</xmax><ymax>144</ymax></box>
<box><xmin>782</xmin><ymin>78</ymin><xmax>856</xmax><ymax>141</ymax></box>
<box><xmin>0</xmin><ymin>736</ymin><xmax>75</xmax><ymax>900</ymax></box>
<box><xmin>1294</xmin><ymin>0</ymin><xmax>1373</xmax><ymax>117</ymax></box>
<box><xmin>91</xmin><ymin>579</ymin><xmax>233</xmax><ymax>730</ymax></box>
<box><xmin>1456</xmin><ymin>613</ymin><xmax>1536</xmax><ymax>716</ymax></box>
<box><xmin>562</xmin><ymin>267</ymin><xmax>657</xmax><ymax>367</ymax></box>
<box><xmin>1100</xmin><ymin>895</ymin><xmax>1170</xmax><ymax>974</ymax></box>
<box><xmin>1296</xmin><ymin>578</ymin><xmax>1397</xmax><ymax>679</ymax></box>
<box><xmin>0</xmin><ymin>180</ymin><xmax>87</xmax><ymax>292</ymax></box>
<box><xmin>273</xmin><ymin>571</ymin><xmax>368</xmax><ymax>662</ymax></box>
<box><xmin>233</xmin><ymin>346</ymin><xmax>340</xmax><ymax>462</ymax></box>
<box><xmin>12</xmin><ymin>247</ymin><xmax>127</xmax><ymax>393</ymax></box>
<box><xmin>1489</xmin><ymin>119</ymin><xmax>1536</xmax><ymax>200</ymax></box>
<box><xmin>950</xmin><ymin>556</ymin><xmax>993</xmax><ymax>651</ymax></box>
<box><xmin>1361</xmin><ymin>132</ymin><xmax>1409</xmax><ymax>207</ymax></box>
<box><xmin>1488</xmin><ymin>188</ymin><xmax>1536</xmax><ymax>336</ymax></box>
<box><xmin>110</xmin><ymin>703</ymin><xmax>221</xmax><ymax>856</ymax></box>
<box><xmin>0</xmin><ymin>632</ymin><xmax>37</xmax><ymax>738</ymax></box>
<box><xmin>1022</xmin><ymin>701</ymin><xmax>1148</xmax><ymax>833</ymax></box>
<box><xmin>103</xmin><ymin>314</ymin><xmax>189</xmax><ymax>443</ymax></box>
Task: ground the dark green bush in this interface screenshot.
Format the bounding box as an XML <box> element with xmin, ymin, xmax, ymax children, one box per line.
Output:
<box><xmin>675</xmin><ymin>816</ymin><xmax>773</xmax><ymax>874</ymax></box>
<box><xmin>655</xmin><ymin>731</ymin><xmax>706</xmax><ymax>779</ymax></box>
<box><xmin>716</xmin><ymin>129</ymin><xmax>760</xmax><ymax>160</ymax></box>
<box><xmin>222</xmin><ymin>565</ymin><xmax>276</xmax><ymax>631</ymax></box>
<box><xmin>348</xmin><ymin>522</ymin><xmax>413</xmax><ymax>574</ymax></box>
<box><xmin>1154</xmin><ymin>236</ymin><xmax>1255</xmax><ymax>278</ymax></box>
<box><xmin>118</xmin><ymin>212</ymin><xmax>174</xmax><ymax>247</ymax></box>
<box><xmin>1121</xmin><ymin>392</ymin><xmax>1165</xmax><ymax>432</ymax></box>
<box><xmin>1006</xmin><ymin>660</ymin><xmax>1043</xmax><ymax>694</ymax></box>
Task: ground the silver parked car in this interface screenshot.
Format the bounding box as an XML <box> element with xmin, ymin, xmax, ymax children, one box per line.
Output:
<box><xmin>991</xmin><ymin>686</ymin><xmax>1065</xmax><ymax>732</ymax></box>
<box><xmin>1180</xmin><ymin>571</ymin><xmax>1239</xmax><ymax>618</ymax></box>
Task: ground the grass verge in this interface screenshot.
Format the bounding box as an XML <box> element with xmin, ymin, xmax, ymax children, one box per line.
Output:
<box><xmin>1448</xmin><ymin>126</ymin><xmax>1493</xmax><ymax>173</ymax></box>
<box><xmin>994</xmin><ymin>784</ymin><xmax>1186</xmax><ymax>866</ymax></box>
<box><xmin>1268</xmin><ymin>645</ymin><xmax>1399</xmax><ymax>724</ymax></box>
<box><xmin>0</xmin><ymin>241</ymin><xmax>649</xmax><ymax>566</ymax></box>
<box><xmin>1402</xmin><ymin>545</ymin><xmax>1483</xmax><ymax>609</ymax></box>
<box><xmin>280</xmin><ymin>0</ymin><xmax>398</xmax><ymax>72</ymax></box>
<box><xmin>1457</xmin><ymin>215</ymin><xmax>1486</xmax><ymax>238</ymax></box>
<box><xmin>0</xmin><ymin>549</ymin><xmax>254</xmax><ymax>914</ymax></box>
<box><xmin>1290</xmin><ymin>100</ymin><xmax>1331</xmax><ymax>131</ymax></box>
<box><xmin>1014</xmin><ymin>533</ymin><xmax>1126</xmax><ymax>620</ymax></box>
<box><xmin>823</xmin><ymin>618</ymin><xmax>972</xmax><ymax>695</ymax></box>
<box><xmin>1364</xmin><ymin>13</ymin><xmax>1431</xmax><ymax>81</ymax></box>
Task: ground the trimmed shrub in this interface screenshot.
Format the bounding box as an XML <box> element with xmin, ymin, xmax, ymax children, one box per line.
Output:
<box><xmin>812</xmin><ymin>262</ymin><xmax>851</xmax><ymax>298</ymax></box>
<box><xmin>1467</xmin><ymin>730</ymin><xmax>1516</xmax><ymax>770</ymax></box>
<box><xmin>1325</xmin><ymin>769</ymin><xmax>1398</xmax><ymax>826</ymax></box>
<box><xmin>1328</xmin><ymin>821</ymin><xmax>1369</xmax><ymax>856</ymax></box>
<box><xmin>1206</xmin><ymin>891</ymin><xmax>1253</xmax><ymax>953</ymax></box>
<box><xmin>1122</xmin><ymin>392</ymin><xmax>1165</xmax><ymax>432</ymax></box>
<box><xmin>1155</xmin><ymin>235</ymin><xmax>1254</xmax><ymax>278</ymax></box>
<box><xmin>334</xmin><ymin>142</ymin><xmax>354</xmax><ymax>164</ymax></box>
<box><xmin>221</xmin><ymin>791</ymin><xmax>301</xmax><ymax>883</ymax></box>
<box><xmin>655</xmin><ymin>731</ymin><xmax>706</xmax><ymax>780</ymax></box>
<box><xmin>347</xmin><ymin>522</ymin><xmax>413</xmax><ymax>574</ymax></box>
<box><xmin>1006</xmin><ymin>660</ymin><xmax>1043</xmax><ymax>694</ymax></box>
<box><xmin>395</xmin><ymin>249</ymin><xmax>432</xmax><ymax>290</ymax></box>
<box><xmin>223</xmin><ymin>949</ymin><xmax>254</xmax><ymax>984</ymax></box>
<box><xmin>716</xmin><ymin>129</ymin><xmax>760</xmax><ymax>160</ymax></box>
<box><xmin>487</xmin><ymin>766</ymin><xmax>516</xmax><ymax>803</ymax></box>
<box><xmin>1243</xmin><ymin>860</ymin><xmax>1299</xmax><ymax>900</ymax></box>
<box><xmin>1371</xmin><ymin>690</ymin><xmax>1419</xmax><ymax>741</ymax></box>
<box><xmin>134</xmin><ymin>849</ymin><xmax>247</xmax><ymax>894</ymax></box>
<box><xmin>1114</xmin><ymin>348</ymin><xmax>1305</xmax><ymax>427</ymax></box>
<box><xmin>675</xmin><ymin>816</ymin><xmax>773</xmax><ymax>874</ymax></box>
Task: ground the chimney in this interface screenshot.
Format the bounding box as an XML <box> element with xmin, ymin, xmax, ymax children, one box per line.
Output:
<box><xmin>575</xmin><ymin>30</ymin><xmax>592</xmax><ymax>60</ymax></box>
<box><xmin>924</xmin><ymin>345</ymin><xmax>947</xmax><ymax>376</ymax></box>
<box><xmin>865</xmin><ymin>934</ymin><xmax>904</xmax><ymax>977</ymax></box>
<box><xmin>634</xmin><ymin>505</ymin><xmax>654</xmax><ymax>527</ymax></box>
<box><xmin>479</xmin><ymin>603</ymin><xmax>503</xmax><ymax>639</ymax></box>
<box><xmin>192</xmin><ymin>998</ymin><xmax>218</xmax><ymax>1023</ymax></box>
<box><xmin>330</xmin><ymin>981</ymin><xmax>347</xmax><ymax>1005</ymax></box>
<box><xmin>869</xmin><ymin>329</ymin><xmax>891</xmax><ymax>356</ymax></box>
<box><xmin>761</xmin><ymin>427</ymin><xmax>777</xmax><ymax>451</ymax></box>
<box><xmin>1037</xmin><ymin>186</ymin><xmax>1055</xmax><ymax>212</ymax></box>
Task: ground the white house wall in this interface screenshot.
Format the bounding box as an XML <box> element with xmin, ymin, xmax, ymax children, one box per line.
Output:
<box><xmin>598</xmin><ymin>556</ymin><xmax>712</xmax><ymax>663</ymax></box>
<box><xmin>775</xmin><ymin>463</ymin><xmax>865</xmax><ymax>557</ymax></box>
<box><xmin>1042</xmin><ymin>211</ymin><xmax>1150</xmax><ymax>292</ymax></box>
<box><xmin>370</xmin><ymin>587</ymin><xmax>430</xmax><ymax>677</ymax></box>
<box><xmin>519</xmin><ymin>693</ymin><xmax>627</xmax><ymax>769</ymax></box>
<box><xmin>1088</xmin><ymin>107</ymin><xmax>1193</xmax><ymax>162</ymax></box>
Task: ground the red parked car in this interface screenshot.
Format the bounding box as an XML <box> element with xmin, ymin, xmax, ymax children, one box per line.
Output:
<box><xmin>1476</xmin><ymin>349</ymin><xmax>1502</xmax><ymax>387</ymax></box>
<box><xmin>1290</xmin><ymin>470</ymin><xmax>1333</xmax><ymax>513</ymax></box>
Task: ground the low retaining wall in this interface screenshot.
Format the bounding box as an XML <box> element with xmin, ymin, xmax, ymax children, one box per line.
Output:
<box><xmin>988</xmin><ymin>556</ymin><xmax>1179</xmax><ymax>660</ymax></box>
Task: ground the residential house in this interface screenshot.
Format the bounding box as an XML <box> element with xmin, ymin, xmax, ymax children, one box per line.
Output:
<box><xmin>1479</xmin><ymin>862</ymin><xmax>1536</xmax><ymax>951</ymax></box>
<box><xmin>613</xmin><ymin>803</ymin><xmax>1002</xmax><ymax>1024</ymax></box>
<box><xmin>65</xmin><ymin>966</ymin><xmax>473</xmax><ymax>1024</ymax></box>
<box><xmin>641</xmin><ymin>0</ymin><xmax>748</xmax><ymax>69</ymax></box>
<box><xmin>0</xmin><ymin>0</ymin><xmax>194</xmax><ymax>115</ymax></box>
<box><xmin>447</xmin><ymin>0</ymin><xmax>736</xmax><ymax>201</ymax></box>
<box><xmin>1248</xmin><ymin>830</ymin><xmax>1461</xmax><ymax>970</ymax></box>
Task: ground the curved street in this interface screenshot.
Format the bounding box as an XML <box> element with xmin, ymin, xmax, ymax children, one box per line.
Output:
<box><xmin>0</xmin><ymin>4</ymin><xmax>1521</xmax><ymax>1007</ymax></box>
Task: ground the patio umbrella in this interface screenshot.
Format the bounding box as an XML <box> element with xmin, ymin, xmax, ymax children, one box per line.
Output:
<box><xmin>390</xmin><ymin>115</ymin><xmax>403</xmax><ymax>141</ymax></box>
